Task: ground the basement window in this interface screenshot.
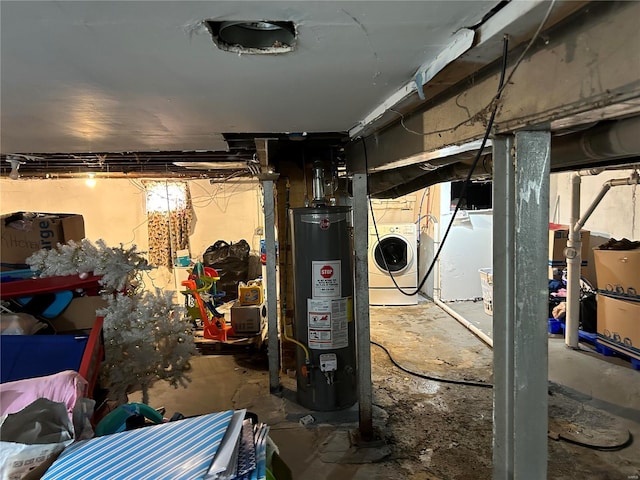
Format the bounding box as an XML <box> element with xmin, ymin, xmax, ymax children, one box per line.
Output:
<box><xmin>145</xmin><ymin>182</ymin><xmax>188</xmax><ymax>213</ymax></box>
<box><xmin>451</xmin><ymin>181</ymin><xmax>493</xmax><ymax>211</ymax></box>
<box><xmin>205</xmin><ymin>20</ymin><xmax>297</xmax><ymax>54</ymax></box>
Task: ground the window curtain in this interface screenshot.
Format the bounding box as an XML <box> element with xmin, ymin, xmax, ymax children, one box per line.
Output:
<box><xmin>143</xmin><ymin>181</ymin><xmax>193</xmax><ymax>269</ymax></box>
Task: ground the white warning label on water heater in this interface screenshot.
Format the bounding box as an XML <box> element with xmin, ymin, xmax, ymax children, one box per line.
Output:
<box><xmin>312</xmin><ymin>260</ymin><xmax>341</xmax><ymax>298</ymax></box>
<box><xmin>308</xmin><ymin>298</ymin><xmax>348</xmax><ymax>350</ymax></box>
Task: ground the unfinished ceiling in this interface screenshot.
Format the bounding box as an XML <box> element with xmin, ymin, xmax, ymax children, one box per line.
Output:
<box><xmin>2</xmin><ymin>1</ymin><xmax>639</xmax><ymax>184</ymax></box>
<box><xmin>0</xmin><ymin>1</ymin><xmax>496</xmax><ymax>154</ymax></box>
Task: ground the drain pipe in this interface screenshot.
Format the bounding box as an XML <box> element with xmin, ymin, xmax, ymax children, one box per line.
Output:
<box><xmin>429</xmin><ymin>214</ymin><xmax>494</xmax><ymax>348</ymax></box>
<box><xmin>434</xmin><ymin>297</ymin><xmax>494</xmax><ymax>348</ymax></box>
<box><xmin>565</xmin><ymin>170</ymin><xmax>640</xmax><ymax>348</ymax></box>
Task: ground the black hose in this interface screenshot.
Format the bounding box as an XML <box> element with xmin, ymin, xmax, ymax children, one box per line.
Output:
<box><xmin>371</xmin><ymin>340</ymin><xmax>493</xmax><ymax>389</ymax></box>
<box><xmin>550</xmin><ymin>430</ymin><xmax>633</xmax><ymax>451</ymax></box>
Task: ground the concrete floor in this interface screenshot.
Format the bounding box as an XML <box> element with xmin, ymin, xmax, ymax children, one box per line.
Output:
<box><xmin>128</xmin><ymin>298</ymin><xmax>640</xmax><ymax>479</ymax></box>
<box><xmin>446</xmin><ymin>299</ymin><xmax>640</xmax><ymax>415</ymax></box>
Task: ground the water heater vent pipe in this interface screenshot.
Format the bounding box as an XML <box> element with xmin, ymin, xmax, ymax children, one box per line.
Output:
<box><xmin>312</xmin><ymin>161</ymin><xmax>326</xmax><ymax>206</ymax></box>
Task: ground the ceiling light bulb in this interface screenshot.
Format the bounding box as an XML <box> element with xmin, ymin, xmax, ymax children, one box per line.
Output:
<box><xmin>85</xmin><ymin>174</ymin><xmax>97</xmax><ymax>188</ymax></box>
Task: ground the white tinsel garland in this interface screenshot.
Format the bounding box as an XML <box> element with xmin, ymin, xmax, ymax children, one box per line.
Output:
<box><xmin>27</xmin><ymin>239</ymin><xmax>151</xmax><ymax>293</ymax></box>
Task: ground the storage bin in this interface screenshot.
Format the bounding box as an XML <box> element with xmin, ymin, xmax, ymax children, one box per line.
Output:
<box><xmin>548</xmin><ymin>318</ymin><xmax>563</xmax><ymax>334</ymax></box>
<box><xmin>596</xmin><ymin>293</ymin><xmax>640</xmax><ymax>360</ymax></box>
<box><xmin>593</xmin><ymin>247</ymin><xmax>640</xmax><ymax>297</ymax></box>
<box><xmin>1</xmin><ymin>334</ymin><xmax>88</xmax><ymax>383</ymax></box>
<box><xmin>479</xmin><ymin>268</ymin><xmax>493</xmax><ymax>315</ymax></box>
<box><xmin>0</xmin><ymin>316</ymin><xmax>104</xmax><ymax>397</ymax></box>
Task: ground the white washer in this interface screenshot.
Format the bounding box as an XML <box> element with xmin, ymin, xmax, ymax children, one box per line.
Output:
<box><xmin>369</xmin><ymin>223</ymin><xmax>418</xmax><ymax>305</ymax></box>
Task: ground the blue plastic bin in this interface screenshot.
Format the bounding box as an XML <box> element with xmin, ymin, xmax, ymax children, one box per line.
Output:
<box><xmin>0</xmin><ymin>334</ymin><xmax>89</xmax><ymax>383</ymax></box>
<box><xmin>548</xmin><ymin>318</ymin><xmax>563</xmax><ymax>334</ymax></box>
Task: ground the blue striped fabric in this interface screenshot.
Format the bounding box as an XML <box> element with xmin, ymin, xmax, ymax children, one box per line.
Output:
<box><xmin>42</xmin><ymin>410</ymin><xmax>234</xmax><ymax>480</ymax></box>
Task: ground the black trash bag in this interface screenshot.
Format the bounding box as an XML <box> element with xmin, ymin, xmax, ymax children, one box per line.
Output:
<box><xmin>579</xmin><ymin>292</ymin><xmax>597</xmax><ymax>333</ymax></box>
<box><xmin>202</xmin><ymin>240</ymin><xmax>251</xmax><ymax>302</ymax></box>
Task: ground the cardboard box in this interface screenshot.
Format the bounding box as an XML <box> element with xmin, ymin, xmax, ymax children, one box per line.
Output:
<box><xmin>596</xmin><ymin>294</ymin><xmax>640</xmax><ymax>360</ymax></box>
<box><xmin>53</xmin><ymin>296</ymin><xmax>108</xmax><ymax>333</ymax></box>
<box><xmin>1</xmin><ymin>212</ymin><xmax>85</xmax><ymax>267</ymax></box>
<box><xmin>548</xmin><ymin>224</ymin><xmax>590</xmax><ymax>267</ymax></box>
<box><xmin>593</xmin><ymin>248</ymin><xmax>640</xmax><ymax>295</ymax></box>
<box><xmin>231</xmin><ymin>302</ymin><xmax>266</xmax><ymax>334</ymax></box>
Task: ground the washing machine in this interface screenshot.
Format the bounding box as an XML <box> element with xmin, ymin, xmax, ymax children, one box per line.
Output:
<box><xmin>369</xmin><ymin>223</ymin><xmax>418</xmax><ymax>305</ymax></box>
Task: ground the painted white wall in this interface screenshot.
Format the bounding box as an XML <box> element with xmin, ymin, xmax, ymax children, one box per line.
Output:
<box><xmin>550</xmin><ymin>169</ymin><xmax>640</xmax><ymax>241</ymax></box>
<box><xmin>438</xmin><ymin>183</ymin><xmax>493</xmax><ymax>301</ymax></box>
<box><xmin>418</xmin><ymin>182</ymin><xmax>493</xmax><ymax>301</ymax></box>
<box><xmin>0</xmin><ymin>178</ymin><xmax>263</xmax><ymax>293</ymax></box>
<box><xmin>369</xmin><ymin>193</ymin><xmax>420</xmax><ymax>225</ymax></box>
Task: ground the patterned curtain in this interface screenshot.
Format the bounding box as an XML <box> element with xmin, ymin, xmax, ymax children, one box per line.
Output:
<box><xmin>143</xmin><ymin>181</ymin><xmax>193</xmax><ymax>269</ymax></box>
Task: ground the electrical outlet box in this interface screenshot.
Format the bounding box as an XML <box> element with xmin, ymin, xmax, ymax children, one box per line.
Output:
<box><xmin>319</xmin><ymin>353</ymin><xmax>337</xmax><ymax>372</ymax></box>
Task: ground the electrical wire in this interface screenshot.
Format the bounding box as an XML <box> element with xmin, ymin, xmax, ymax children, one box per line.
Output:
<box><xmin>389</xmin><ymin>0</ymin><xmax>556</xmax><ymax>139</ymax></box>
<box><xmin>371</xmin><ymin>340</ymin><xmax>493</xmax><ymax>389</ymax></box>
<box><xmin>364</xmin><ymin>34</ymin><xmax>509</xmax><ymax>297</ymax></box>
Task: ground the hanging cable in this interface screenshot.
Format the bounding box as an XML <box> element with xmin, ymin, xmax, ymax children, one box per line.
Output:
<box><xmin>364</xmin><ymin>34</ymin><xmax>510</xmax><ymax>297</ymax></box>
<box><xmin>388</xmin><ymin>0</ymin><xmax>556</xmax><ymax>139</ymax></box>
<box><xmin>371</xmin><ymin>340</ymin><xmax>492</xmax><ymax>388</ymax></box>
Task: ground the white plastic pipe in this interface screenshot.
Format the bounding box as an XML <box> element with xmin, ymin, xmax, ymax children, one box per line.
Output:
<box><xmin>565</xmin><ymin>173</ymin><xmax>582</xmax><ymax>348</ymax></box>
<box><xmin>434</xmin><ymin>298</ymin><xmax>494</xmax><ymax>348</ymax></box>
<box><xmin>566</xmin><ymin>171</ymin><xmax>639</xmax><ymax>348</ymax></box>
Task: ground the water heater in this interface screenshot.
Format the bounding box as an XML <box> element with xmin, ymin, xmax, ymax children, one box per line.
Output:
<box><xmin>289</xmin><ymin>206</ymin><xmax>357</xmax><ymax>411</ymax></box>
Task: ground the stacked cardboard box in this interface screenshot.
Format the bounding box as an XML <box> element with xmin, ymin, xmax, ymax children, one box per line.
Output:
<box><xmin>593</xmin><ymin>245</ymin><xmax>640</xmax><ymax>361</ymax></box>
<box><xmin>548</xmin><ymin>223</ymin><xmax>590</xmax><ymax>268</ymax></box>
<box><xmin>1</xmin><ymin>212</ymin><xmax>85</xmax><ymax>268</ymax></box>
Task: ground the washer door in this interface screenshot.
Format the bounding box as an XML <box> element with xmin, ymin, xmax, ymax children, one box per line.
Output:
<box><xmin>372</xmin><ymin>235</ymin><xmax>413</xmax><ymax>274</ymax></box>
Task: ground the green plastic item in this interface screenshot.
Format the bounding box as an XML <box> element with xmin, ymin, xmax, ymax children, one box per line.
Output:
<box><xmin>95</xmin><ymin>402</ymin><xmax>163</xmax><ymax>436</ymax></box>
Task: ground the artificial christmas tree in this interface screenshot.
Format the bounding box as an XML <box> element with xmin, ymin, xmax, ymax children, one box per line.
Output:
<box><xmin>27</xmin><ymin>239</ymin><xmax>198</xmax><ymax>404</ymax></box>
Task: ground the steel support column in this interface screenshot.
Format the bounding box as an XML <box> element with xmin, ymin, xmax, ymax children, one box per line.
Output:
<box><xmin>259</xmin><ymin>173</ymin><xmax>281</xmax><ymax>393</ymax></box>
<box><xmin>492</xmin><ymin>131</ymin><xmax>550</xmax><ymax>478</ymax></box>
<box><xmin>353</xmin><ymin>173</ymin><xmax>373</xmax><ymax>440</ymax></box>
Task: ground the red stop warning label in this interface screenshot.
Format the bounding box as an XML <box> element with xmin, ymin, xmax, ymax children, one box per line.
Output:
<box><xmin>312</xmin><ymin>260</ymin><xmax>341</xmax><ymax>298</ymax></box>
<box><xmin>320</xmin><ymin>265</ymin><xmax>334</xmax><ymax>278</ymax></box>
<box><xmin>320</xmin><ymin>218</ymin><xmax>330</xmax><ymax>230</ymax></box>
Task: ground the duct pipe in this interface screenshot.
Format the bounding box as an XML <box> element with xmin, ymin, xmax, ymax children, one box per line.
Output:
<box><xmin>364</xmin><ymin>115</ymin><xmax>640</xmax><ymax>200</ymax></box>
<box><xmin>311</xmin><ymin>161</ymin><xmax>326</xmax><ymax>206</ymax></box>
<box><xmin>370</xmin><ymin>158</ymin><xmax>492</xmax><ymax>199</ymax></box>
<box><xmin>565</xmin><ymin>170</ymin><xmax>640</xmax><ymax>348</ymax></box>
<box><xmin>552</xmin><ymin>116</ymin><xmax>640</xmax><ymax>170</ymax></box>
